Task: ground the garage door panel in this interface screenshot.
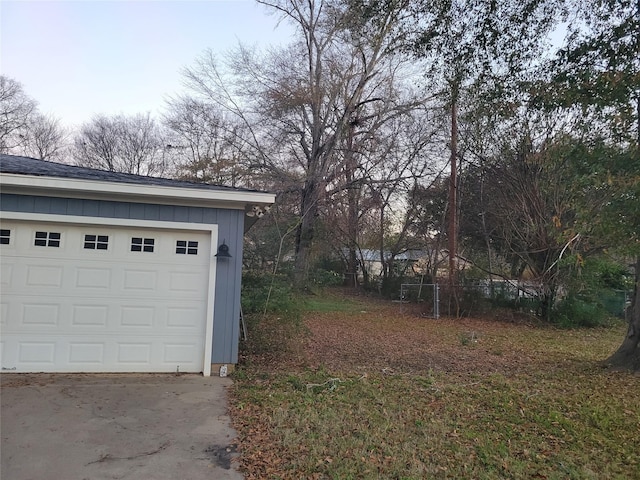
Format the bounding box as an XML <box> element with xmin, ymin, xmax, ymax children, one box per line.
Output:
<box><xmin>22</xmin><ymin>303</ymin><xmax>60</xmax><ymax>325</ymax></box>
<box><xmin>74</xmin><ymin>267</ymin><xmax>209</xmax><ymax>298</ymax></box>
<box><xmin>0</xmin><ymin>302</ymin><xmax>8</xmax><ymax>325</ymax></box>
<box><xmin>75</xmin><ymin>267</ymin><xmax>112</xmax><ymax>289</ymax></box>
<box><xmin>1</xmin><ymin>263</ymin><xmax>12</xmax><ymax>286</ymax></box>
<box><xmin>3</xmin><ymin>296</ymin><xmax>105</xmax><ymax>329</ymax></box>
<box><xmin>4</xmin><ymin>297</ymin><xmax>206</xmax><ymax>330</ymax></box>
<box><xmin>6</xmin><ymin>222</ymin><xmax>208</xmax><ymax>262</ymax></box>
<box><xmin>121</xmin><ymin>305</ymin><xmax>155</xmax><ymax>327</ymax></box>
<box><xmin>164</xmin><ymin>343</ymin><xmax>202</xmax><ymax>363</ymax></box>
<box><xmin>2</xmin><ymin>333</ymin><xmax>204</xmax><ymax>372</ymax></box>
<box><xmin>123</xmin><ymin>269</ymin><xmax>158</xmax><ymax>290</ymax></box>
<box><xmin>18</xmin><ymin>341</ymin><xmax>56</xmax><ymax>364</ymax></box>
<box><xmin>117</xmin><ymin>342</ymin><xmax>152</xmax><ymax>364</ymax></box>
<box><xmin>1</xmin><ymin>219</ymin><xmax>212</xmax><ymax>373</ymax></box>
<box><xmin>26</xmin><ymin>265</ymin><xmax>64</xmax><ymax>287</ymax></box>
<box><xmin>169</xmin><ymin>271</ymin><xmax>207</xmax><ymax>293</ymax></box>
<box><xmin>68</xmin><ymin>342</ymin><xmax>105</xmax><ymax>364</ymax></box>
<box><xmin>72</xmin><ymin>305</ymin><xmax>109</xmax><ymax>326</ymax></box>
<box><xmin>167</xmin><ymin>306</ymin><xmax>201</xmax><ymax>327</ymax></box>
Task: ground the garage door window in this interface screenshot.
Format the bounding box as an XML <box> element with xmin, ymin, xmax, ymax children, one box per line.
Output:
<box><xmin>0</xmin><ymin>229</ymin><xmax>10</xmax><ymax>245</ymax></box>
<box><xmin>34</xmin><ymin>231</ymin><xmax>61</xmax><ymax>247</ymax></box>
<box><xmin>131</xmin><ymin>237</ymin><xmax>155</xmax><ymax>252</ymax></box>
<box><xmin>176</xmin><ymin>240</ymin><xmax>198</xmax><ymax>255</ymax></box>
<box><xmin>84</xmin><ymin>234</ymin><xmax>109</xmax><ymax>250</ymax></box>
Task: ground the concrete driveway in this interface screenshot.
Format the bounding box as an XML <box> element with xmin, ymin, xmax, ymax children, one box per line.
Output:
<box><xmin>1</xmin><ymin>373</ymin><xmax>243</xmax><ymax>480</ymax></box>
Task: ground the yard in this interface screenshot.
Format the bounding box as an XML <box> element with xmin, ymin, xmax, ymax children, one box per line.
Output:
<box><xmin>229</xmin><ymin>293</ymin><xmax>640</xmax><ymax>479</ymax></box>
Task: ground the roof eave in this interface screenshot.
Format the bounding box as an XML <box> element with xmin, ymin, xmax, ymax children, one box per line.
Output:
<box><xmin>0</xmin><ymin>173</ymin><xmax>276</xmax><ymax>210</ymax></box>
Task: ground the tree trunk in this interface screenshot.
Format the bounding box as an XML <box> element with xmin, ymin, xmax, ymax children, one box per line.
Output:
<box><xmin>344</xmin><ymin>123</ymin><xmax>359</xmax><ymax>287</ymax></box>
<box><xmin>345</xmin><ymin>247</ymin><xmax>358</xmax><ymax>287</ymax></box>
<box><xmin>448</xmin><ymin>94</ymin><xmax>458</xmax><ymax>287</ymax></box>
<box><xmin>293</xmin><ymin>180</ymin><xmax>320</xmax><ymax>287</ymax></box>
<box><xmin>539</xmin><ymin>287</ymin><xmax>556</xmax><ymax>322</ymax></box>
<box><xmin>606</xmin><ymin>257</ymin><xmax>640</xmax><ymax>371</ymax></box>
<box><xmin>448</xmin><ymin>84</ymin><xmax>460</xmax><ymax>316</ymax></box>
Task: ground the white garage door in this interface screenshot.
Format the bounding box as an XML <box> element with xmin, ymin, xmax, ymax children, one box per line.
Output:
<box><xmin>0</xmin><ymin>219</ymin><xmax>213</xmax><ymax>373</ymax></box>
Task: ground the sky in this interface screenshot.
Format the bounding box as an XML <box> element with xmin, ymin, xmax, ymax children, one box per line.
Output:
<box><xmin>1</xmin><ymin>0</ymin><xmax>294</xmax><ymax>128</ymax></box>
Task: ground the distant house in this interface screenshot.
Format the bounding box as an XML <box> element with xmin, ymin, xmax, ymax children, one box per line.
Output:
<box><xmin>355</xmin><ymin>248</ymin><xmax>472</xmax><ymax>280</ymax></box>
<box><xmin>356</xmin><ymin>249</ymin><xmax>420</xmax><ymax>278</ymax></box>
<box><xmin>0</xmin><ymin>154</ymin><xmax>275</xmax><ymax>376</ymax></box>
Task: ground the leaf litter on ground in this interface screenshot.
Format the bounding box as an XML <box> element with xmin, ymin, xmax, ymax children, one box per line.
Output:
<box><xmin>230</xmin><ymin>292</ymin><xmax>639</xmax><ymax>480</ymax></box>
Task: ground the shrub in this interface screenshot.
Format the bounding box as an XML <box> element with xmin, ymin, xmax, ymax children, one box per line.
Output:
<box><xmin>552</xmin><ymin>295</ymin><xmax>608</xmax><ymax>328</ymax></box>
<box><xmin>242</xmin><ymin>272</ymin><xmax>300</xmax><ymax>315</ymax></box>
<box><xmin>438</xmin><ymin>286</ymin><xmax>494</xmax><ymax>317</ymax></box>
<box><xmin>552</xmin><ymin>256</ymin><xmax>632</xmax><ymax>327</ymax></box>
<box><xmin>309</xmin><ymin>268</ymin><xmax>343</xmax><ymax>287</ymax></box>
<box><xmin>241</xmin><ymin>272</ymin><xmax>303</xmax><ymax>355</ymax></box>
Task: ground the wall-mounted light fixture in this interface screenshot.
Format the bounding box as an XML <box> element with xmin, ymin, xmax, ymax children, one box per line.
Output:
<box><xmin>215</xmin><ymin>240</ymin><xmax>232</xmax><ymax>259</ymax></box>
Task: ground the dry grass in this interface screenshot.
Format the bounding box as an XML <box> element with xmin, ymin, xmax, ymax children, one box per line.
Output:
<box><xmin>230</xmin><ymin>293</ymin><xmax>640</xmax><ymax>479</ymax></box>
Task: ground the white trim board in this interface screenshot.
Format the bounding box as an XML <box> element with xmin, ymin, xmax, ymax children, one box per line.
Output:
<box><xmin>1</xmin><ymin>173</ymin><xmax>276</xmax><ymax>210</ymax></box>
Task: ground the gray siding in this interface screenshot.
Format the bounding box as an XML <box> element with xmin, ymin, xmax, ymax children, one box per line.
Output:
<box><xmin>1</xmin><ymin>193</ymin><xmax>244</xmax><ymax>365</ymax></box>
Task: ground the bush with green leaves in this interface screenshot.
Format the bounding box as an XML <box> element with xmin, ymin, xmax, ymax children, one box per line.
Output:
<box><xmin>241</xmin><ymin>272</ymin><xmax>303</xmax><ymax>355</ymax></box>
<box><xmin>241</xmin><ymin>273</ymin><xmax>299</xmax><ymax>314</ymax></box>
<box><xmin>551</xmin><ymin>255</ymin><xmax>632</xmax><ymax>327</ymax></box>
<box><xmin>309</xmin><ymin>268</ymin><xmax>343</xmax><ymax>287</ymax></box>
<box><xmin>552</xmin><ymin>295</ymin><xmax>608</xmax><ymax>328</ymax></box>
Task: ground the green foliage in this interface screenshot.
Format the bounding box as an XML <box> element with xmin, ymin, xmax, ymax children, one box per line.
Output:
<box><xmin>308</xmin><ymin>268</ymin><xmax>343</xmax><ymax>288</ymax></box>
<box><xmin>379</xmin><ymin>274</ymin><xmax>404</xmax><ymax>298</ymax></box>
<box><xmin>552</xmin><ymin>295</ymin><xmax>608</xmax><ymax>328</ymax></box>
<box><xmin>314</xmin><ymin>255</ymin><xmax>344</xmax><ymax>275</ymax></box>
<box><xmin>243</xmin><ymin>215</ymin><xmax>298</xmax><ymax>273</ymax></box>
<box><xmin>242</xmin><ymin>272</ymin><xmax>301</xmax><ymax>316</ymax></box>
<box><xmin>459</xmin><ymin>265</ymin><xmax>490</xmax><ymax>283</ymax></box>
<box><xmin>539</xmin><ymin>0</ymin><xmax>639</xmax><ymax>144</ymax></box>
<box><xmin>438</xmin><ymin>286</ymin><xmax>496</xmax><ymax>318</ymax></box>
<box><xmin>535</xmin><ymin>1</ymin><xmax>639</xmax><ymax>256</ymax></box>
<box><xmin>554</xmin><ymin>255</ymin><xmax>633</xmax><ymax>326</ymax></box>
<box><xmin>575</xmin><ymin>256</ymin><xmax>632</xmax><ymax>291</ymax></box>
<box><xmin>241</xmin><ymin>272</ymin><xmax>303</xmax><ymax>355</ymax></box>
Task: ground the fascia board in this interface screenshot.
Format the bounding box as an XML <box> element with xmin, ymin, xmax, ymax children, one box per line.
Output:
<box><xmin>0</xmin><ymin>173</ymin><xmax>276</xmax><ymax>209</ymax></box>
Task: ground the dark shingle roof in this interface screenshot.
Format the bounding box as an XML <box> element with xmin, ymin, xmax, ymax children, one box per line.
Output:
<box><xmin>0</xmin><ymin>154</ymin><xmax>264</xmax><ymax>193</ymax></box>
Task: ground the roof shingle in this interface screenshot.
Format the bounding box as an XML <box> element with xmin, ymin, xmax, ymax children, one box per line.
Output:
<box><xmin>0</xmin><ymin>154</ymin><xmax>265</xmax><ymax>194</ymax></box>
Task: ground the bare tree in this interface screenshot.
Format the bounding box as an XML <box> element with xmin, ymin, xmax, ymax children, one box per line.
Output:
<box><xmin>183</xmin><ymin>0</ymin><xmax>426</xmax><ymax>286</ymax></box>
<box><xmin>326</xmin><ymin>101</ymin><xmax>441</xmax><ymax>287</ymax></box>
<box><xmin>163</xmin><ymin>97</ymin><xmax>248</xmax><ymax>186</ymax></box>
<box><xmin>0</xmin><ymin>76</ymin><xmax>37</xmax><ymax>153</ymax></box>
<box><xmin>20</xmin><ymin>113</ymin><xmax>69</xmax><ymax>161</ymax></box>
<box><xmin>73</xmin><ymin>113</ymin><xmax>167</xmax><ymax>176</ymax></box>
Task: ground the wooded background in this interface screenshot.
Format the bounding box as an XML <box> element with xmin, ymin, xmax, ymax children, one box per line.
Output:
<box><xmin>2</xmin><ymin>0</ymin><xmax>638</xmax><ymax>367</ymax></box>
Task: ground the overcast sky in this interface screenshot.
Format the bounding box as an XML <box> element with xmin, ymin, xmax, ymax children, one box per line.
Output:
<box><xmin>1</xmin><ymin>0</ymin><xmax>293</xmax><ymax>128</ymax></box>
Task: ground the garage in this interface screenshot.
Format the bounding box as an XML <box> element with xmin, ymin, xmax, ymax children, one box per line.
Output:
<box><xmin>0</xmin><ymin>154</ymin><xmax>275</xmax><ymax>375</ymax></box>
<box><xmin>1</xmin><ymin>217</ymin><xmax>214</xmax><ymax>373</ymax></box>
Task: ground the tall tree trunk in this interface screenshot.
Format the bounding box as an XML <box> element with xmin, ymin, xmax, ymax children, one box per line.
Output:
<box><xmin>479</xmin><ymin>169</ymin><xmax>494</xmax><ymax>296</ymax></box>
<box><xmin>448</xmin><ymin>95</ymin><xmax>458</xmax><ymax>287</ymax></box>
<box><xmin>344</xmin><ymin>123</ymin><xmax>359</xmax><ymax>287</ymax></box>
<box><xmin>448</xmin><ymin>84</ymin><xmax>460</xmax><ymax>316</ymax></box>
<box><xmin>293</xmin><ymin>180</ymin><xmax>320</xmax><ymax>286</ymax></box>
<box><xmin>345</xmin><ymin>185</ymin><xmax>359</xmax><ymax>286</ymax></box>
<box><xmin>606</xmin><ymin>257</ymin><xmax>640</xmax><ymax>371</ymax></box>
